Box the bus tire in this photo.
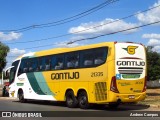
[78,91,89,109]
[18,90,26,103]
[65,91,78,108]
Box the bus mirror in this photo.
[4,66,14,78]
[5,70,9,77]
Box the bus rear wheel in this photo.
[66,91,78,108]
[78,91,89,109]
[18,90,26,103]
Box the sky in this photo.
[0,0,160,68]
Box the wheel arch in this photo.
[65,88,88,99]
[17,88,23,97]
[65,88,75,96]
[77,89,88,98]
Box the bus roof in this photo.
[13,41,143,62]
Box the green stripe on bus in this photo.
[26,72,45,95]
[16,83,24,86]
[34,72,55,95]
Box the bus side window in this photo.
[65,52,79,69]
[94,48,108,65]
[45,57,51,71]
[34,58,39,71]
[29,58,39,72]
[18,61,23,75]
[28,59,33,72]
[51,56,56,70]
[52,55,64,70]
[25,61,30,72]
[81,50,94,67]
[39,57,45,71]
[18,59,28,75]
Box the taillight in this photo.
[110,76,119,93]
[142,76,147,92]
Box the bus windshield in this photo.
[9,60,19,84]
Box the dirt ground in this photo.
[139,88,160,106]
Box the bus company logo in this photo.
[123,46,138,55]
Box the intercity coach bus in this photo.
[6,42,147,109]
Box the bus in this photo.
[6,42,147,109]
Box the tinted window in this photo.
[39,57,51,71]
[18,59,29,75]
[28,58,38,72]
[80,47,108,67]
[18,47,108,73]
[81,50,94,67]
[51,55,64,70]
[94,48,107,65]
[39,57,45,71]
[65,52,79,69]
[44,57,51,71]
[10,60,19,83]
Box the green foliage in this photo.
[147,46,160,81]
[0,42,10,73]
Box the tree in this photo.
[146,46,160,81]
[0,42,10,74]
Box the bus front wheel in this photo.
[18,90,26,103]
[65,91,78,108]
[78,91,89,109]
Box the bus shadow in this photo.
[13,100,66,108]
[89,104,150,111]
[13,100,150,111]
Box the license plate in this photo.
[128,95,135,99]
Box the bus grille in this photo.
[118,67,143,74]
[95,82,107,101]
